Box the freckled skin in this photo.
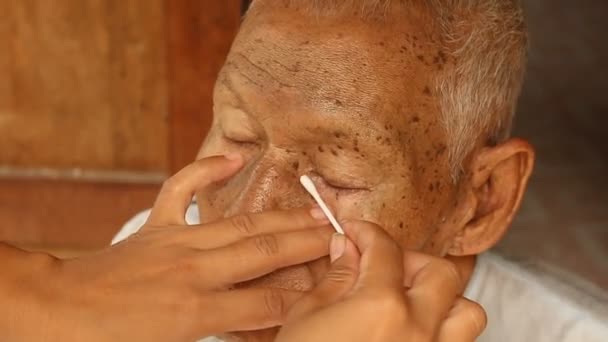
[193,4,496,342]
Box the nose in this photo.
[224,154,312,216]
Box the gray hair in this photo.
[252,0,528,178]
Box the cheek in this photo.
[326,187,440,251]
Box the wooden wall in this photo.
[0,0,169,173]
[0,0,241,252]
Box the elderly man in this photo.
[114,0,605,341]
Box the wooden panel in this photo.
[0,1,242,255]
[0,0,168,172]
[166,0,241,172]
[0,179,160,249]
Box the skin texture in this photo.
[196,4,535,342]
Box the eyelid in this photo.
[223,133,258,144]
[218,108,262,143]
[221,123,260,143]
[222,135,260,148]
[314,172,370,191]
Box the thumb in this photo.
[287,234,360,319]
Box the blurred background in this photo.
[0,0,606,295]
[0,1,241,254]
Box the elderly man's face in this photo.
[196,5,494,342]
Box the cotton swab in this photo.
[300,175,345,234]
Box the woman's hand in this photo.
[3,155,333,342]
[276,221,487,342]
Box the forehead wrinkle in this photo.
[233,50,391,137]
[225,48,388,133]
[234,52,298,90]
[218,72,253,115]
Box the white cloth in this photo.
[114,205,608,342]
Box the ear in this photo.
[447,138,535,256]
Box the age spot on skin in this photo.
[292,161,300,171]
[330,149,339,156]
[438,50,447,63]
[436,144,447,156]
[423,86,432,96]
[318,146,325,153]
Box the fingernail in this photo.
[310,207,327,220]
[330,233,346,263]
[225,153,242,162]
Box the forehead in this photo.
[227,7,436,111]
[216,8,445,160]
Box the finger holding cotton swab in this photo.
[300,175,345,235]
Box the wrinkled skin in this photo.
[196,3,534,342]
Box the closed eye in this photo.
[223,134,258,146]
[313,172,370,193]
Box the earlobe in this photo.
[447,138,535,256]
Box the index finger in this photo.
[178,207,330,250]
[147,154,244,227]
[342,220,404,290]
